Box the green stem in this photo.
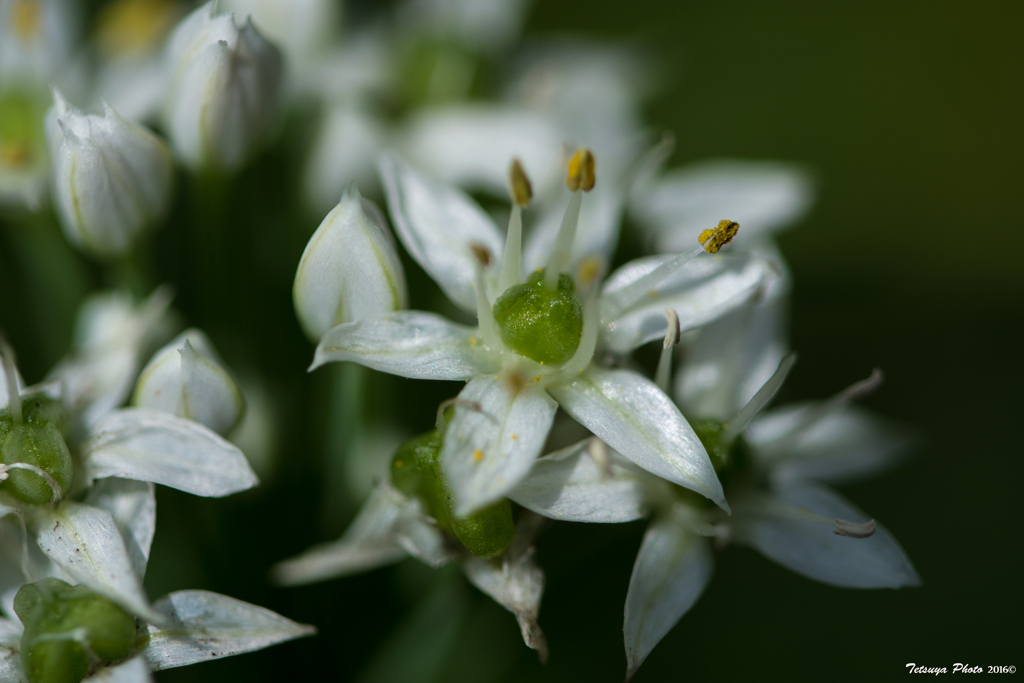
[321,362,367,531]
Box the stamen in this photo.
[742,493,876,538]
[699,220,740,254]
[544,148,594,290]
[469,242,503,351]
[600,246,704,323]
[0,463,63,505]
[0,334,23,423]
[499,159,532,293]
[556,294,599,377]
[587,437,613,479]
[654,308,680,393]
[834,518,877,538]
[722,353,797,442]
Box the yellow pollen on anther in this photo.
[509,158,533,206]
[566,148,596,192]
[698,219,740,254]
[577,255,603,288]
[473,449,484,462]
[12,0,41,40]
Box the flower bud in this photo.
[15,578,137,683]
[45,89,172,258]
[163,1,282,171]
[293,185,407,341]
[132,329,245,436]
[391,429,514,559]
[492,268,583,365]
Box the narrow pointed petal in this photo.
[509,440,654,523]
[462,548,547,660]
[86,657,153,682]
[624,518,713,680]
[379,153,504,312]
[746,404,915,484]
[81,408,258,497]
[394,505,454,568]
[600,253,772,354]
[143,590,315,670]
[548,368,727,511]
[732,481,920,588]
[311,311,498,379]
[84,478,156,581]
[442,375,557,516]
[632,160,813,252]
[33,503,162,623]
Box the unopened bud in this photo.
[133,329,245,435]
[163,2,282,171]
[509,158,532,206]
[45,90,172,258]
[293,186,407,341]
[566,148,595,192]
[698,219,740,254]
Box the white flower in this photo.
[163,1,282,171]
[0,87,50,210]
[219,0,340,69]
[46,89,173,258]
[0,0,78,87]
[310,152,773,516]
[293,185,407,342]
[132,328,246,436]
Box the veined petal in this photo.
[624,517,713,680]
[441,374,557,516]
[271,483,413,586]
[379,152,504,312]
[747,404,914,484]
[311,312,497,379]
[632,159,813,252]
[81,408,258,497]
[548,368,727,511]
[509,440,654,523]
[85,478,156,582]
[143,590,315,671]
[86,657,153,682]
[732,481,920,589]
[600,253,771,355]
[32,503,162,624]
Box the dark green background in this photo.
[1,1,1021,681]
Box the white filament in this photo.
[544,190,582,290]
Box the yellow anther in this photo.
[469,242,492,267]
[509,158,533,207]
[473,449,484,462]
[566,148,596,192]
[698,219,740,254]
[576,255,603,289]
[96,0,177,57]
[11,0,40,40]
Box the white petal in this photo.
[293,186,407,341]
[86,657,153,682]
[400,105,563,195]
[632,159,813,252]
[378,152,504,312]
[81,408,258,497]
[33,503,162,623]
[624,518,713,680]
[732,481,920,589]
[311,311,497,379]
[523,184,625,278]
[509,440,653,523]
[462,548,546,658]
[747,404,914,484]
[441,375,557,516]
[394,504,454,569]
[143,590,315,670]
[271,483,414,585]
[0,618,20,646]
[600,253,771,354]
[548,368,727,511]
[0,646,21,683]
[84,478,156,581]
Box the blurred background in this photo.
[1,0,1020,681]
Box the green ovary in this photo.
[391,430,515,558]
[0,395,74,505]
[15,579,137,683]
[492,269,583,365]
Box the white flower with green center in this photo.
[311,150,775,517]
[510,305,920,679]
